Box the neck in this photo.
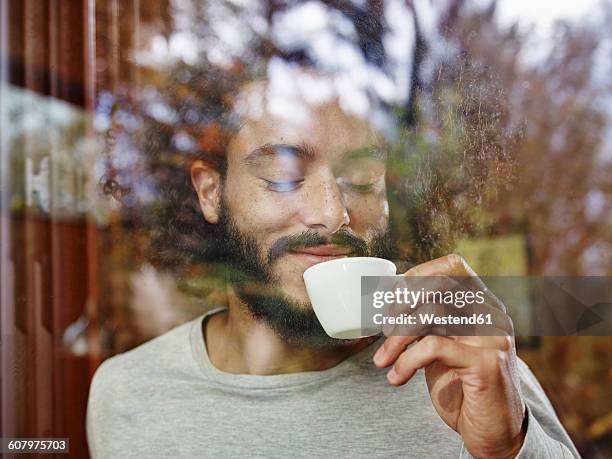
[205,286,373,375]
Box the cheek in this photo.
[346,192,389,234]
[224,174,297,240]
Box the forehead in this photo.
[227,76,384,164]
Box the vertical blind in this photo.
[0,1,141,456]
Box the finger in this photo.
[403,254,476,277]
[383,300,441,336]
[376,328,512,374]
[383,299,514,337]
[453,274,505,313]
[373,335,419,368]
[387,335,486,386]
[396,274,502,316]
[453,334,513,352]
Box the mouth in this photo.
[290,245,352,268]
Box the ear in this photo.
[190,160,223,224]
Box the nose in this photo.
[301,171,350,233]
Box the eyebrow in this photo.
[341,146,388,162]
[243,143,316,166]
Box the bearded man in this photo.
[86,69,578,458]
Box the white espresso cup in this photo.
[303,257,397,339]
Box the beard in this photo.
[206,198,398,347]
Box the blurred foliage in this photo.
[520,336,612,456]
[408,4,612,456]
[456,235,528,276]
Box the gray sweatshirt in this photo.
[86,308,580,458]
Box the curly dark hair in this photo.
[100,65,252,277]
[100,5,516,287]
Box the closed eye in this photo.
[337,177,376,194]
[346,183,374,193]
[261,179,304,192]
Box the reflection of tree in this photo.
[97,1,612,454]
[99,0,419,297]
[99,3,612,294]
[103,0,612,275]
[408,5,612,454]
[5,86,92,219]
[394,2,611,276]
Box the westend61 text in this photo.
[372,312,494,326]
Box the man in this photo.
[87,69,579,458]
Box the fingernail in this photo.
[387,367,397,382]
[373,346,385,366]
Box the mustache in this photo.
[267,229,368,264]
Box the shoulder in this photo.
[88,316,203,405]
[86,317,205,455]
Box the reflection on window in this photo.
[0,1,610,457]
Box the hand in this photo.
[373,254,527,458]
